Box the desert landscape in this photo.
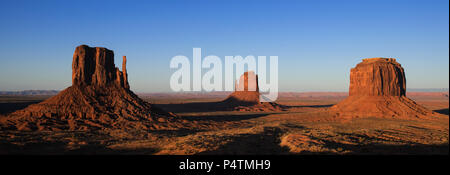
[0,91,447,155]
[0,46,447,155]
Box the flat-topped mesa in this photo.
[349,57,406,96]
[72,45,129,89]
[362,57,397,63]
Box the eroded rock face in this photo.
[225,71,260,105]
[235,71,259,92]
[330,58,434,119]
[72,45,129,89]
[349,58,406,96]
[222,71,283,111]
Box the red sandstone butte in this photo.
[330,58,437,119]
[0,45,185,131]
[349,58,406,96]
[222,71,283,111]
[224,71,260,105]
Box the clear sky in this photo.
[0,0,448,92]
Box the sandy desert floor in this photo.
[0,92,448,155]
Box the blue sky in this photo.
[0,0,448,92]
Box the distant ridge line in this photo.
[0,90,60,95]
[406,88,449,92]
[0,88,447,96]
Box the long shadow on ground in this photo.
[305,133,449,155]
[0,141,158,155]
[197,127,290,155]
[0,101,43,115]
[287,104,334,108]
[0,131,158,155]
[316,140,449,155]
[434,108,449,115]
[156,102,328,113]
[182,113,274,122]
[155,102,235,113]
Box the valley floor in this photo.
[0,92,448,155]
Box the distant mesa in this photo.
[0,45,185,131]
[329,58,438,119]
[222,71,284,111]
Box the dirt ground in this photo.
[0,92,448,155]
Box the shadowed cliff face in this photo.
[349,58,406,96]
[72,45,129,89]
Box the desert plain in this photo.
[0,91,447,155]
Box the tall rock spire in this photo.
[122,56,129,89]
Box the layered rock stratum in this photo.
[0,45,185,131]
[222,71,283,111]
[330,58,436,119]
[349,58,406,96]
